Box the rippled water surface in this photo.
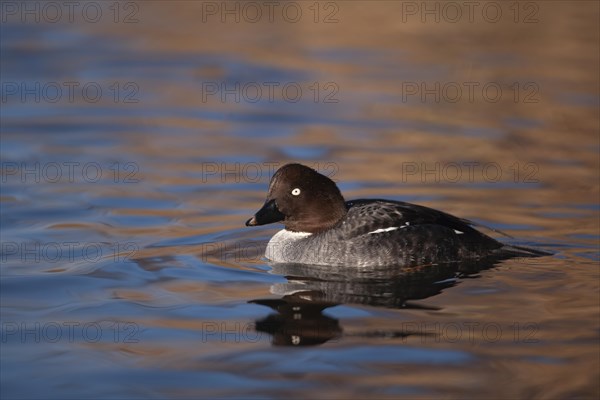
[1,1,599,399]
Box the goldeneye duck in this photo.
[245,163,549,267]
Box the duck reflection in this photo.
[251,291,341,346]
[251,258,499,346]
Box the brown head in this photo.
[246,163,347,233]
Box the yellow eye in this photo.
[291,188,301,196]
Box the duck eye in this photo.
[291,188,301,196]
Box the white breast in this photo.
[266,229,312,262]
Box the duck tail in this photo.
[494,244,553,258]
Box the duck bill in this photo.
[246,199,285,226]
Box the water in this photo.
[1,2,599,399]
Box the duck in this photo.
[245,163,549,267]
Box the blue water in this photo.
[1,2,599,399]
